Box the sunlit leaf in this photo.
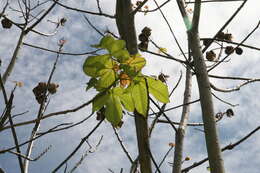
[83,54,110,77]
[105,90,123,126]
[124,54,146,73]
[97,68,116,89]
[112,49,130,62]
[86,78,98,91]
[92,92,109,112]
[131,79,148,116]
[146,76,169,103]
[116,87,135,112]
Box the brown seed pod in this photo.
[224,33,233,41]
[1,18,12,29]
[138,41,148,51]
[225,46,234,55]
[216,32,225,40]
[60,17,67,26]
[138,33,149,42]
[226,109,234,117]
[141,27,151,37]
[235,47,243,55]
[206,50,216,61]
[158,73,169,83]
[48,83,59,94]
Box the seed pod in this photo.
[48,83,59,94]
[206,50,216,61]
[225,46,234,55]
[224,33,233,41]
[141,27,151,37]
[235,47,243,55]
[138,41,148,51]
[1,18,12,29]
[138,33,148,42]
[158,73,169,83]
[185,157,191,161]
[216,32,225,40]
[60,17,67,26]
[226,109,234,117]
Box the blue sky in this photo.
[0,0,260,172]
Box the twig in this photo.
[23,42,101,56]
[52,119,104,172]
[182,126,260,172]
[113,127,134,163]
[202,0,248,53]
[53,0,115,19]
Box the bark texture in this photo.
[116,1,152,172]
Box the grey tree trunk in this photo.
[187,1,226,173]
[172,65,192,173]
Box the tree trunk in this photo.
[115,0,152,172]
[172,65,192,173]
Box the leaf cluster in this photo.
[83,36,170,127]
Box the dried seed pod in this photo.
[138,33,148,42]
[138,41,148,51]
[203,39,211,47]
[1,18,12,29]
[235,47,243,55]
[225,46,234,55]
[215,112,223,120]
[158,73,169,83]
[185,157,191,161]
[206,50,216,61]
[60,17,67,26]
[48,83,59,94]
[226,109,234,117]
[141,27,151,37]
[216,32,225,40]
[224,33,233,41]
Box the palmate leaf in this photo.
[125,54,146,72]
[131,79,148,116]
[86,78,98,91]
[112,49,130,63]
[113,87,135,112]
[97,68,116,89]
[105,89,123,126]
[146,76,170,103]
[95,35,126,55]
[92,92,109,112]
[83,54,110,77]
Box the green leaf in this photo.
[83,54,110,77]
[113,87,135,112]
[112,49,130,62]
[97,68,116,89]
[100,35,115,49]
[92,92,109,112]
[131,79,148,116]
[146,77,170,103]
[109,40,126,54]
[105,91,123,126]
[125,54,146,72]
[86,78,98,91]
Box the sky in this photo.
[0,0,260,173]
